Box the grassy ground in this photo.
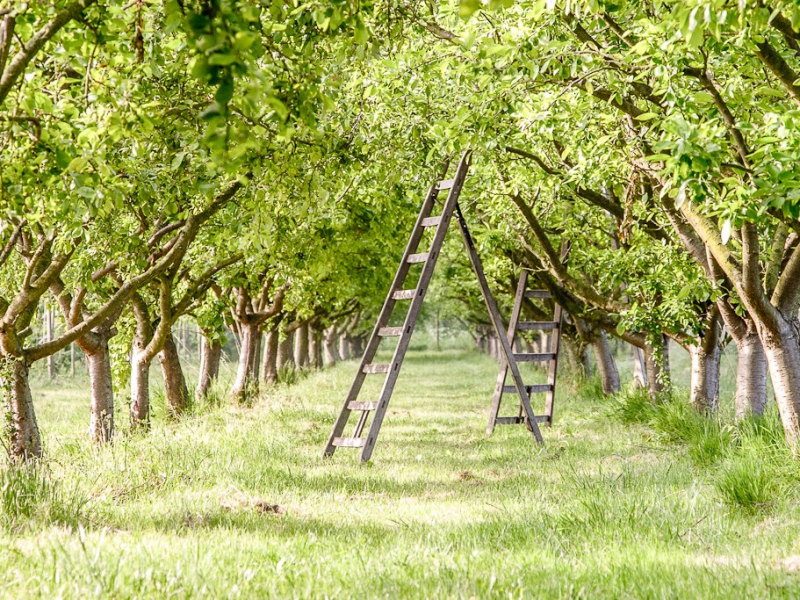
[2,344,800,598]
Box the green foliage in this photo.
[715,455,776,513]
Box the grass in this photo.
[2,344,800,598]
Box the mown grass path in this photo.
[2,349,800,598]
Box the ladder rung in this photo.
[516,321,557,331]
[502,384,553,394]
[421,216,442,227]
[392,289,415,300]
[524,290,551,299]
[437,178,455,190]
[332,437,366,448]
[347,401,379,411]
[378,327,403,337]
[363,364,391,374]
[407,252,429,263]
[496,415,551,425]
[513,353,556,362]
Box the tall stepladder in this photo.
[323,151,547,462]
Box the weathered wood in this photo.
[524,289,552,299]
[496,415,550,425]
[392,289,415,300]
[454,204,544,444]
[513,353,556,362]
[517,321,557,331]
[332,437,366,448]
[347,401,379,411]
[437,178,455,190]
[421,216,441,227]
[378,327,404,337]
[407,252,429,264]
[363,364,391,374]
[502,384,552,394]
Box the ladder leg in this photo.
[455,204,543,444]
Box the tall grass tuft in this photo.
[715,454,776,512]
[609,387,657,424]
[0,464,88,530]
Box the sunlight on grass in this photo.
[0,348,798,598]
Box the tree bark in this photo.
[323,325,340,367]
[688,310,723,413]
[130,350,151,428]
[86,338,114,442]
[734,331,768,418]
[262,327,279,385]
[352,334,365,358]
[158,332,189,417]
[278,333,295,371]
[632,345,647,389]
[309,325,322,369]
[231,322,260,402]
[590,331,620,395]
[3,358,41,459]
[196,334,222,402]
[759,318,800,445]
[295,322,310,368]
[644,335,671,400]
[339,333,351,360]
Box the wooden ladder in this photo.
[487,269,564,434]
[324,151,545,461]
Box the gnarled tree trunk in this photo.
[130,346,152,428]
[309,325,322,369]
[86,338,114,442]
[262,327,279,385]
[196,334,222,402]
[231,322,260,403]
[278,333,295,371]
[759,317,800,446]
[632,345,647,389]
[688,309,723,413]
[159,332,189,417]
[323,325,340,367]
[644,335,671,400]
[339,333,351,360]
[3,358,41,459]
[590,331,620,395]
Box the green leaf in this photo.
[634,112,659,121]
[459,0,481,18]
[215,78,234,105]
[65,157,89,173]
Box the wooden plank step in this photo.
[378,327,403,337]
[392,289,415,300]
[421,216,442,227]
[516,321,557,331]
[513,353,556,362]
[437,178,455,190]
[524,289,551,299]
[407,252,429,263]
[363,364,391,374]
[347,401,379,411]
[496,415,551,425]
[502,384,553,394]
[332,437,366,448]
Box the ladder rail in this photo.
[544,304,563,425]
[359,152,472,461]
[323,181,440,457]
[487,271,528,434]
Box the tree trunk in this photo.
[632,345,647,389]
[86,340,114,442]
[352,334,365,358]
[644,335,671,400]
[759,318,800,446]
[339,334,351,360]
[591,331,620,395]
[323,326,340,367]
[3,358,41,459]
[231,322,260,402]
[734,331,768,418]
[564,338,590,377]
[295,322,310,368]
[278,333,295,371]
[130,351,151,429]
[688,310,723,413]
[158,332,189,417]
[309,325,322,369]
[262,327,279,385]
[196,335,222,402]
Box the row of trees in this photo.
[5,0,800,459]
